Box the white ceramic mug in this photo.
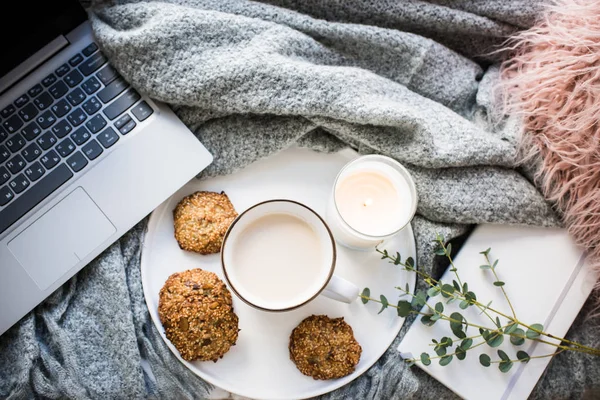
[221,200,359,312]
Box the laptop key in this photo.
[82,97,101,115]
[97,127,119,148]
[0,166,9,186]
[0,186,14,206]
[22,143,42,162]
[6,154,26,174]
[1,104,15,118]
[37,132,57,150]
[0,164,73,234]
[103,89,140,120]
[24,162,45,182]
[67,108,87,126]
[0,127,7,143]
[69,53,84,67]
[14,94,29,108]
[119,119,136,135]
[18,103,38,122]
[37,111,57,129]
[55,63,70,77]
[6,133,25,153]
[67,151,88,172]
[22,122,42,140]
[28,84,44,98]
[64,70,84,87]
[82,139,103,160]
[52,120,72,138]
[42,74,57,87]
[34,92,53,110]
[9,174,29,194]
[85,114,107,134]
[97,77,128,103]
[114,114,131,130]
[79,52,107,76]
[66,88,86,106]
[96,65,118,85]
[0,145,9,163]
[131,101,154,122]
[49,81,69,99]
[82,43,99,57]
[40,150,60,170]
[51,99,71,118]
[71,127,91,145]
[3,114,24,133]
[56,138,76,157]
[82,77,101,95]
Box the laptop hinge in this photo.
[0,35,69,95]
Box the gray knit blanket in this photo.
[2,1,599,399]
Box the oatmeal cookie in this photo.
[158,269,239,362]
[289,315,362,380]
[173,191,238,254]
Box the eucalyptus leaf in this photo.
[504,323,518,334]
[479,354,491,367]
[493,259,499,268]
[497,350,510,361]
[441,284,455,298]
[517,351,531,362]
[361,288,370,304]
[480,248,491,256]
[460,338,473,350]
[526,323,544,339]
[421,314,436,326]
[446,243,452,255]
[420,352,431,366]
[462,282,469,294]
[435,302,444,313]
[397,300,412,317]
[435,248,446,256]
[495,317,502,329]
[452,280,461,292]
[411,290,428,308]
[456,347,466,361]
[459,300,469,310]
[510,329,526,346]
[435,346,447,356]
[480,264,491,270]
[479,300,493,315]
[494,281,505,287]
[431,314,441,321]
[499,360,513,373]
[436,233,444,242]
[378,295,389,314]
[405,257,415,268]
[439,355,453,366]
[427,286,441,297]
[486,333,504,348]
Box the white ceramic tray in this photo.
[141,147,416,399]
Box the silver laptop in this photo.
[0,1,213,335]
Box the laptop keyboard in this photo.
[0,42,155,234]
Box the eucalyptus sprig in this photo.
[360,234,600,373]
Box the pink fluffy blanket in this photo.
[500,0,600,277]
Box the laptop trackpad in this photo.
[8,187,116,290]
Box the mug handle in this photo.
[321,275,359,303]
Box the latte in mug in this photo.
[221,200,359,312]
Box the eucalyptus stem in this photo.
[483,252,517,319]
[378,247,598,354]
[422,340,488,362]
[490,349,565,364]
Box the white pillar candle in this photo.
[326,155,417,250]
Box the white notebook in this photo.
[398,225,597,400]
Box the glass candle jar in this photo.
[325,155,417,250]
